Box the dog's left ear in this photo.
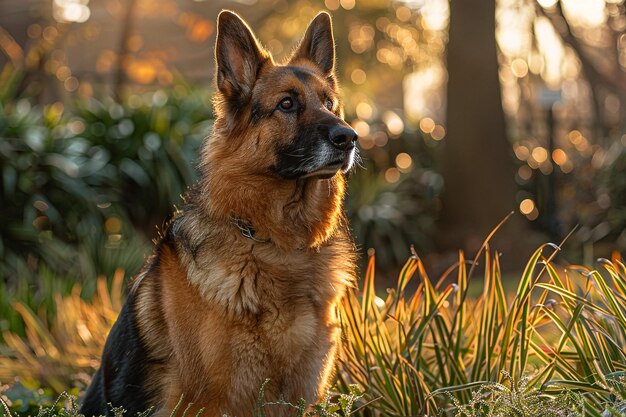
[289,12,335,76]
[215,10,270,99]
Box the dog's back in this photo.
[80,292,155,417]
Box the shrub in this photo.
[0,90,212,283]
[0,89,211,336]
[450,372,584,417]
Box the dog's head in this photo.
[211,10,357,181]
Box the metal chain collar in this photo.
[229,215,271,243]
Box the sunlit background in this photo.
[0,0,625,288]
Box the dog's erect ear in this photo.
[289,12,335,76]
[215,10,269,98]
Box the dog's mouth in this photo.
[302,161,344,179]
[301,152,355,180]
[273,139,357,180]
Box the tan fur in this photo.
[123,10,357,417]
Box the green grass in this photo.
[2,379,624,417]
[0,385,365,417]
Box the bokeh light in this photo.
[395,153,412,171]
[53,0,91,23]
[552,149,568,166]
[382,111,404,136]
[385,167,401,183]
[352,120,370,137]
[356,102,373,120]
[532,147,549,164]
[520,198,534,215]
[431,125,445,141]
[419,117,436,134]
[350,69,367,85]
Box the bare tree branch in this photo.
[536,0,626,95]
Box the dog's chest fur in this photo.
[133,212,353,416]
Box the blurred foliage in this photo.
[598,145,626,246]
[0,99,143,279]
[520,138,626,260]
[344,123,442,270]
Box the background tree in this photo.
[438,0,525,256]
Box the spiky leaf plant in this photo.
[338,227,626,416]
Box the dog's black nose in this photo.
[329,125,358,150]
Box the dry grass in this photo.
[0,270,123,393]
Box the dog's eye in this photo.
[325,98,334,111]
[278,97,294,111]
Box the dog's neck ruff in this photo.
[229,215,271,243]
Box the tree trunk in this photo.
[438,0,524,256]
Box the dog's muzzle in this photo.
[273,123,359,180]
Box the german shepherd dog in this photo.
[80,10,358,417]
